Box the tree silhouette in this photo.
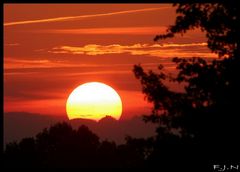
[133,2,240,168]
[4,122,100,168]
[3,122,148,169]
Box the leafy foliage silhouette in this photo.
[133,2,240,168]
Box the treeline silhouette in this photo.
[3,122,150,169]
[3,121,201,170]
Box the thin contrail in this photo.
[4,7,170,27]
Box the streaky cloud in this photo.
[49,43,217,58]
[4,7,170,26]
[35,26,167,35]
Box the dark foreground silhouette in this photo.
[4,122,147,169]
[3,121,239,170]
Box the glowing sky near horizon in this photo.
[4,4,217,119]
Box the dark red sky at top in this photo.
[4,4,217,120]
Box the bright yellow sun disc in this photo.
[66,82,122,121]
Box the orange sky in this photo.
[4,4,217,120]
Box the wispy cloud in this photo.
[4,57,166,71]
[35,26,167,35]
[4,58,68,69]
[49,43,217,58]
[4,7,169,26]
[5,43,20,46]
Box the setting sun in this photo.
[66,82,122,121]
